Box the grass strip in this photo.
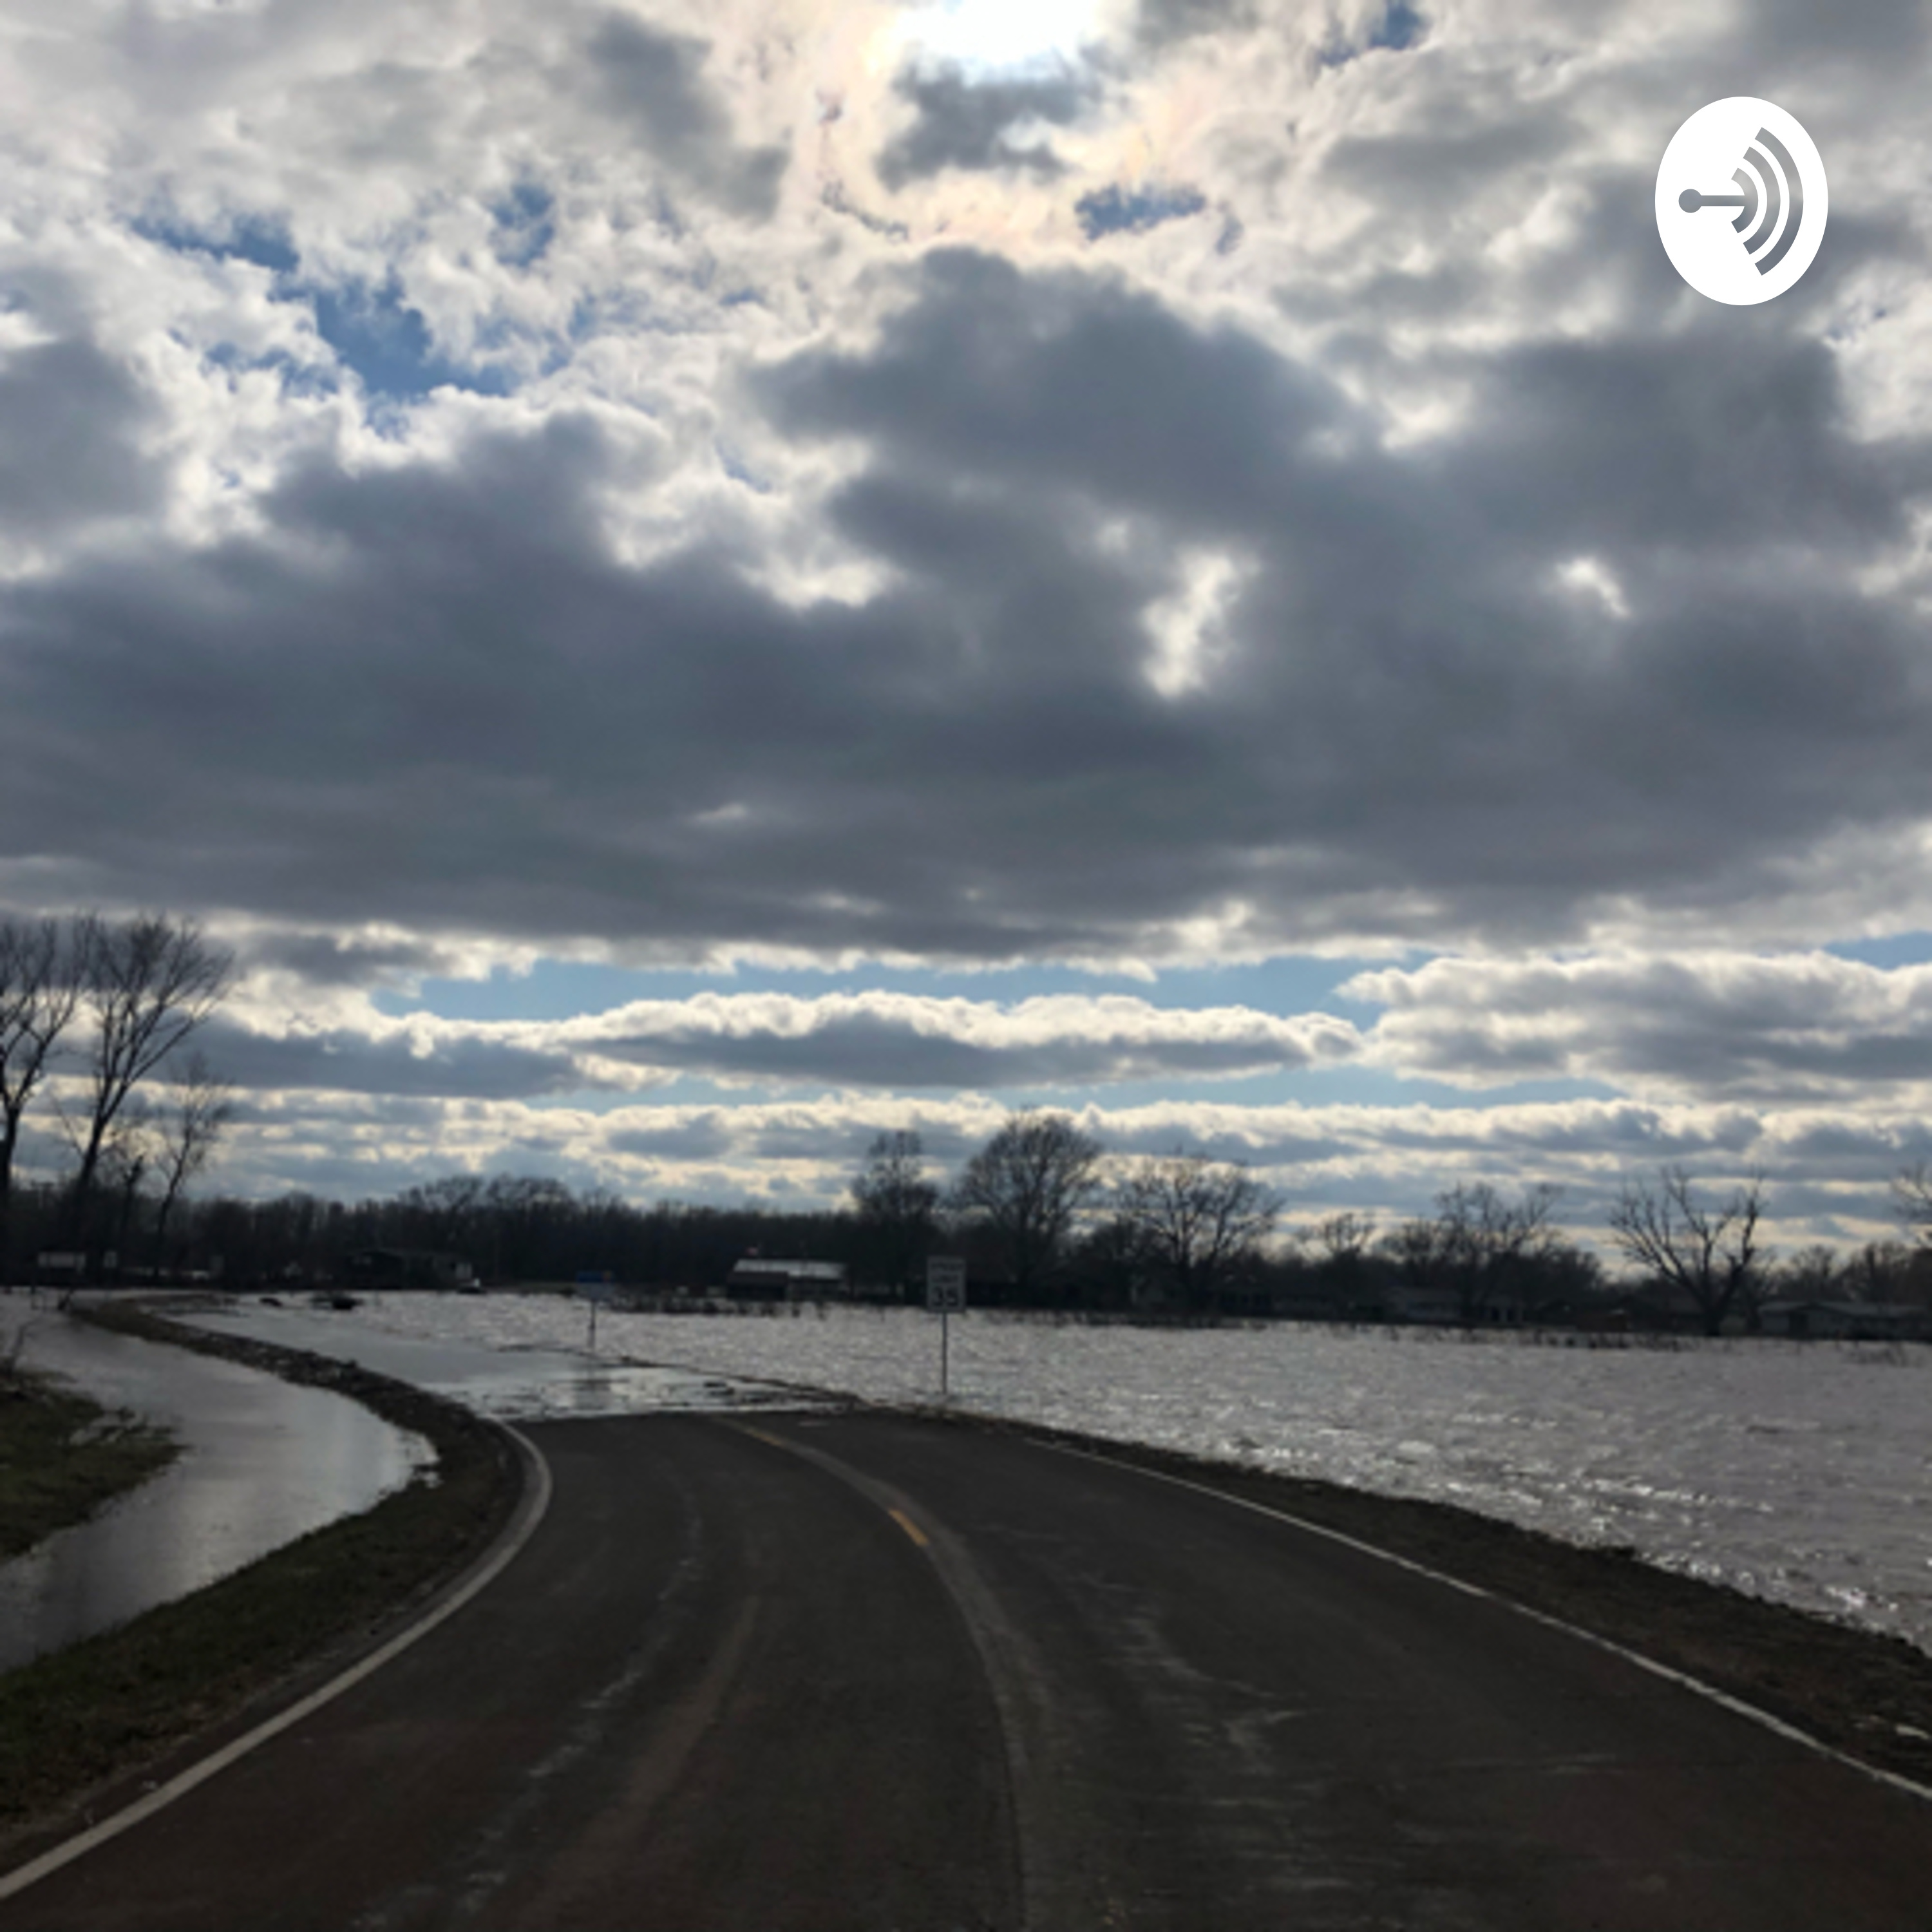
[0,1302,520,1850]
[0,1371,176,1561]
[947,1408,1932,1793]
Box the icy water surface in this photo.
[0,1299,429,1669]
[339,1294,1932,1653]
[185,1302,840,1419]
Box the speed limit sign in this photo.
[925,1255,967,1311]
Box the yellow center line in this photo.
[887,1506,931,1549]
[733,1421,933,1554]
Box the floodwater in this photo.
[0,1298,430,1671]
[345,1293,1932,1656]
[185,1301,840,1419]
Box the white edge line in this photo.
[1039,1438,1932,1808]
[0,1423,554,1904]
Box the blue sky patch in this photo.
[371,952,1405,1023]
[1825,931,1932,969]
[1320,1,1427,66]
[136,212,299,274]
[1076,182,1207,240]
[491,182,556,268]
[307,283,515,402]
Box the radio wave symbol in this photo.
[1676,128,1804,276]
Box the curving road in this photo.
[3,1410,1927,1930]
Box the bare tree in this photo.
[951,1111,1104,1301]
[1607,1166,1765,1336]
[1775,1243,1840,1303]
[1116,1150,1280,1311]
[151,1053,235,1274]
[1891,1160,1932,1241]
[1311,1211,1378,1267]
[0,916,86,1280]
[1434,1182,1563,1323]
[1308,1210,1379,1315]
[67,915,234,1256]
[850,1130,939,1298]
[100,1107,155,1279]
[1383,1184,1562,1323]
[1842,1238,1927,1309]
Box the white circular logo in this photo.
[1654,98,1828,305]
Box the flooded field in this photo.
[328,1293,1932,1655]
[185,1302,842,1418]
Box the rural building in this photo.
[726,1257,848,1300]
[343,1247,476,1291]
[1757,1300,1931,1341]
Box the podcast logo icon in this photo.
[1655,99,1827,304]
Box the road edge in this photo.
[0,1424,553,1906]
[1034,1434,1932,1808]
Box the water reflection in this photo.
[0,1300,428,1671]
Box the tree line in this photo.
[8,932,1932,1329]
[41,1099,1926,1329]
[0,913,235,1285]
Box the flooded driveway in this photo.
[0,1298,430,1672]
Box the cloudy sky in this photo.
[3,0,1930,1244]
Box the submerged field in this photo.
[346,1294,1932,1655]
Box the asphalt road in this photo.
[4,1410,1927,1931]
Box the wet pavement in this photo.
[0,1297,430,1672]
[183,1300,845,1420]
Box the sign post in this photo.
[925,1255,967,1399]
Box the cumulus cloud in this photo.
[875,64,1095,189]
[195,1016,591,1103]
[1350,952,1932,1103]
[586,14,788,218]
[1,0,1929,1211]
[0,3,1926,965]
[0,332,162,540]
[205,988,1358,1099]
[198,1080,1932,1248]
[566,989,1361,1086]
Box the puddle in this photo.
[0,1298,430,1671]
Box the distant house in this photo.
[726,1258,848,1300]
[344,1247,475,1291]
[1758,1300,1931,1341]
[1587,1285,1712,1333]
[1385,1282,1462,1325]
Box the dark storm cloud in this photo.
[586,14,786,217]
[0,334,160,535]
[875,66,1092,189]
[2,234,1929,964]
